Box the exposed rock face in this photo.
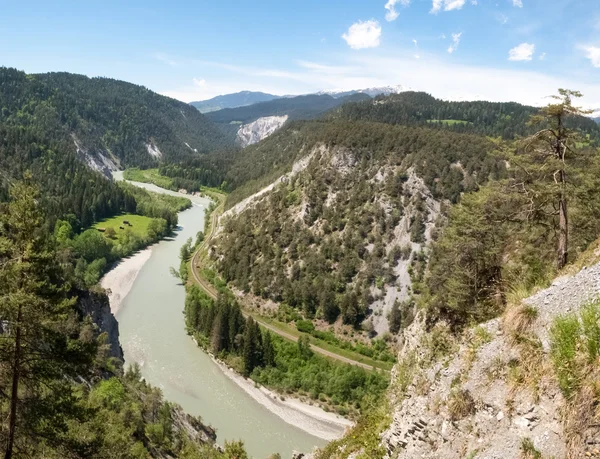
[77,290,123,360]
[146,141,163,158]
[72,134,120,178]
[236,115,288,147]
[369,170,441,335]
[380,260,600,458]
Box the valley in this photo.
[102,173,337,457]
[1,52,600,458]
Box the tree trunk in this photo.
[5,306,22,459]
[557,195,568,270]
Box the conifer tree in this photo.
[0,178,95,458]
[525,89,592,269]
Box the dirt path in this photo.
[189,198,381,372]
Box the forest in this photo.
[0,67,232,169]
[330,91,600,140]
[184,287,389,416]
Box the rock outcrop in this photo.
[236,115,288,147]
[379,258,600,458]
[77,290,123,360]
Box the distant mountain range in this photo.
[205,93,371,146]
[316,84,406,99]
[191,91,281,113]
[594,117,600,124]
[191,85,405,114]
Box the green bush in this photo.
[296,319,315,333]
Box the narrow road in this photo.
[189,197,382,372]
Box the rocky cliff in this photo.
[378,245,600,459]
[77,290,123,360]
[236,115,289,147]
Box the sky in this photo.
[1,0,599,111]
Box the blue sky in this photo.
[1,0,599,110]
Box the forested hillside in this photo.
[191,90,280,113]
[0,67,232,171]
[210,121,506,336]
[207,93,371,126]
[223,119,505,209]
[0,67,235,230]
[330,91,600,140]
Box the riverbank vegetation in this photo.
[53,184,190,288]
[185,286,389,417]
[0,178,248,458]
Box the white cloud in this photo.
[583,46,600,68]
[192,78,206,87]
[512,0,523,7]
[385,0,410,22]
[413,39,418,46]
[159,53,600,113]
[539,52,546,60]
[508,42,535,61]
[431,0,466,13]
[448,32,462,53]
[342,20,382,50]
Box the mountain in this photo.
[0,67,234,228]
[190,90,280,113]
[329,91,600,140]
[206,93,371,146]
[212,119,506,334]
[317,84,406,99]
[207,93,371,125]
[0,68,232,173]
[594,116,600,124]
[207,90,600,458]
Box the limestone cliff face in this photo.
[77,290,123,360]
[236,115,288,147]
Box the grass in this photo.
[427,119,473,126]
[520,437,542,459]
[550,314,582,398]
[550,299,600,398]
[93,214,153,241]
[315,400,391,459]
[447,388,476,421]
[123,168,174,189]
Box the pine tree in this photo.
[262,331,276,367]
[242,318,263,376]
[0,178,96,458]
[525,89,592,269]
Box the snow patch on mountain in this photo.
[318,84,407,99]
[236,115,289,147]
[146,142,162,158]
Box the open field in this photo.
[93,213,153,241]
[123,168,174,189]
[427,119,472,125]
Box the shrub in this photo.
[447,389,476,421]
[295,319,315,333]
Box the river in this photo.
[109,172,325,458]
